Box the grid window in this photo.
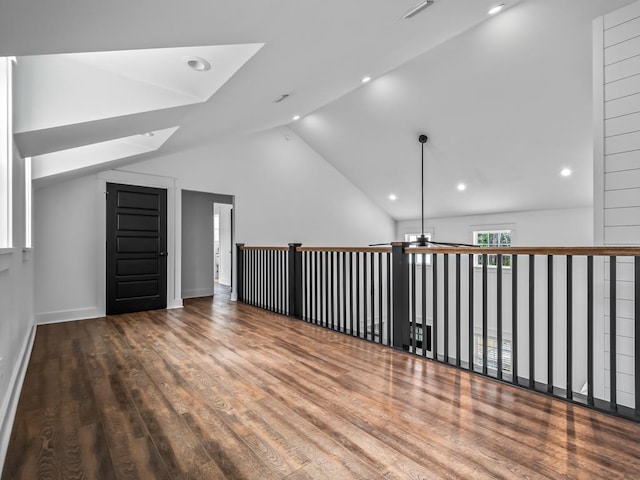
[474,335,512,373]
[473,230,511,268]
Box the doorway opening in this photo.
[181,190,233,300]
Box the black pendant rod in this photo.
[418,134,428,247]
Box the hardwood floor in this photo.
[3,296,640,479]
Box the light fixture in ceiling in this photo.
[457,183,466,191]
[402,0,435,19]
[488,4,505,15]
[186,56,211,72]
[292,115,301,121]
[274,94,290,103]
[561,168,572,177]
[362,76,372,84]
[142,132,155,137]
[389,194,398,201]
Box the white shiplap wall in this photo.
[596,0,640,408]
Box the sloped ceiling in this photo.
[1,0,637,217]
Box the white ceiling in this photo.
[1,0,638,218]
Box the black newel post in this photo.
[392,242,411,350]
[288,243,303,318]
[236,243,245,302]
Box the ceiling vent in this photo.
[402,0,435,19]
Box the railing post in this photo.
[288,243,303,318]
[392,242,411,350]
[236,243,245,302]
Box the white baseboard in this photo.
[0,323,36,473]
[182,288,214,299]
[36,307,104,325]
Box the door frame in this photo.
[98,170,182,315]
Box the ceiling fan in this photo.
[371,134,473,247]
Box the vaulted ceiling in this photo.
[1,0,637,219]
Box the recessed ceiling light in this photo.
[389,194,397,201]
[362,76,372,84]
[488,4,505,15]
[292,115,301,121]
[186,56,211,72]
[457,183,466,191]
[402,0,435,19]
[561,168,572,177]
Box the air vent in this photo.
[273,94,290,103]
[402,0,435,19]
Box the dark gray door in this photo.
[106,183,167,315]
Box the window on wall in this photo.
[473,230,511,268]
[405,233,432,265]
[474,335,512,373]
[0,57,13,248]
[25,157,32,248]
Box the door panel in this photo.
[107,183,167,314]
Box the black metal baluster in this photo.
[610,256,617,410]
[422,253,427,358]
[444,254,449,364]
[356,252,361,338]
[411,254,417,354]
[387,252,392,347]
[371,252,375,342]
[322,251,327,327]
[469,254,474,371]
[364,253,368,340]
[456,254,461,367]
[482,254,488,376]
[547,255,553,394]
[512,255,518,385]
[304,252,309,320]
[635,256,640,419]
[350,252,355,336]
[378,252,383,344]
[433,254,438,361]
[566,255,573,400]
[587,255,594,406]
[529,254,535,389]
[497,254,503,380]
[315,251,319,325]
[343,252,347,333]
[330,251,335,330]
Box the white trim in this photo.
[97,170,183,313]
[36,307,103,324]
[0,323,35,473]
[182,288,214,299]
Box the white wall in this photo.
[0,141,34,471]
[33,128,395,320]
[128,128,395,246]
[594,0,640,409]
[34,174,102,322]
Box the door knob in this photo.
[159,252,167,257]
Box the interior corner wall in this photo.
[1,141,35,472]
[594,0,640,408]
[33,174,103,323]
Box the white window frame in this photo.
[474,334,512,373]
[473,229,511,268]
[405,233,432,265]
[0,57,13,248]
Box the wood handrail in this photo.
[404,245,640,256]
[239,244,640,256]
[296,246,392,253]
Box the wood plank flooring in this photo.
[4,294,640,479]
